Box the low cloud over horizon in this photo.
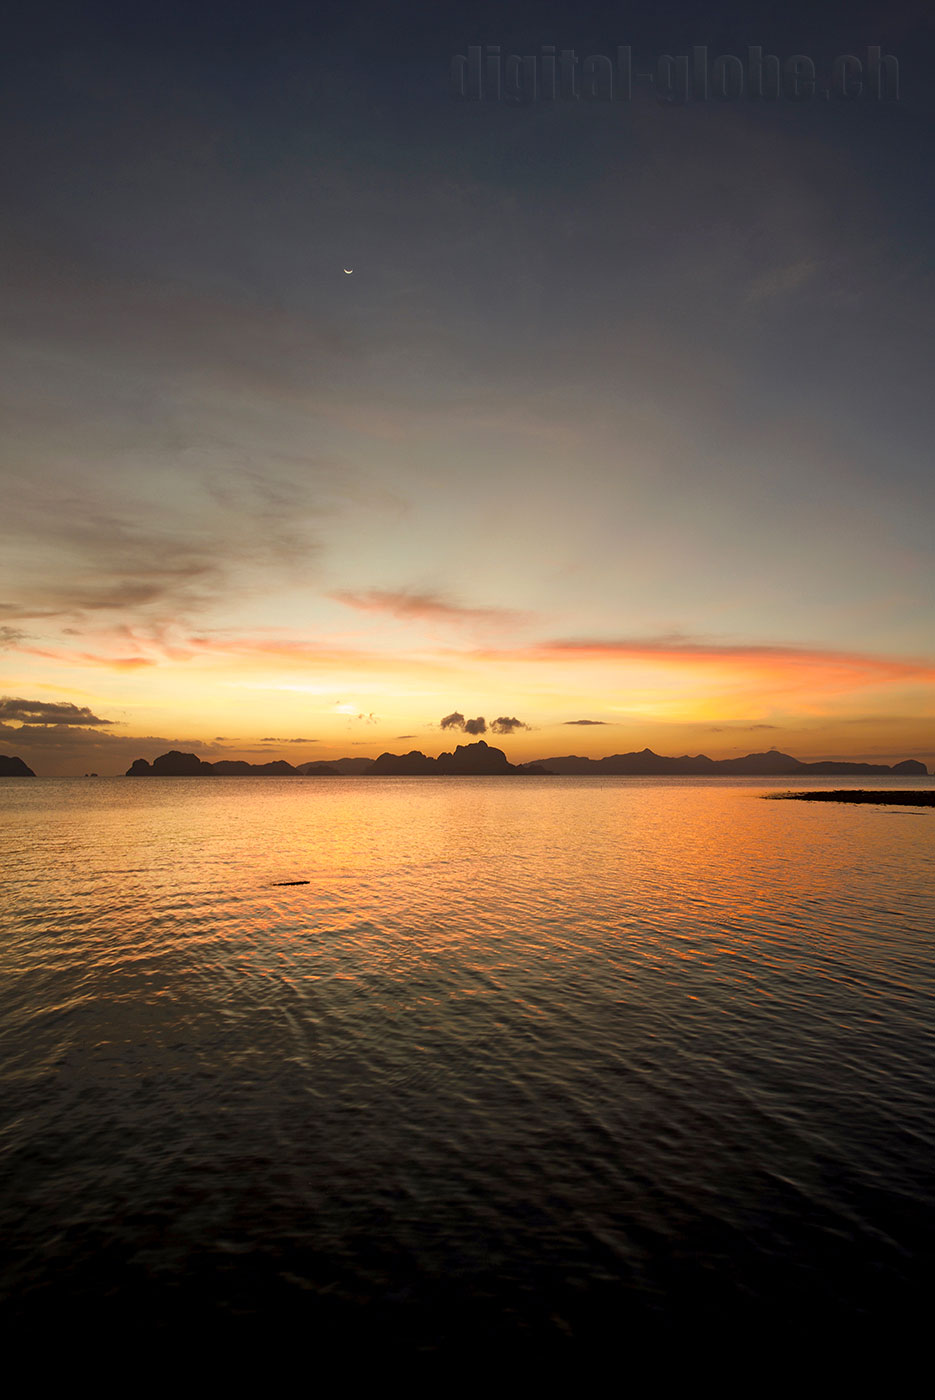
[259,737,318,744]
[0,697,115,727]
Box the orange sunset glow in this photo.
[4,606,933,772]
[3,0,935,1369]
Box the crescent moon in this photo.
[344,268,353,274]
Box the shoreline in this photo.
[770,790,935,807]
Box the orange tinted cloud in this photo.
[22,647,157,670]
[331,589,531,630]
[473,635,935,694]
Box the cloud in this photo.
[0,723,215,751]
[331,589,529,630]
[0,626,27,648]
[24,648,157,670]
[0,444,339,638]
[3,516,227,623]
[440,711,487,734]
[563,719,608,725]
[490,716,529,734]
[707,722,779,733]
[0,724,224,775]
[28,624,459,678]
[535,634,932,670]
[0,696,114,726]
[471,635,935,697]
[837,715,931,726]
[259,736,317,743]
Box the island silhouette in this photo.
[0,755,36,777]
[771,790,935,806]
[1,742,928,779]
[117,740,928,778]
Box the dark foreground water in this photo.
[1,775,934,1362]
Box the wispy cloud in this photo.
[0,443,346,637]
[23,648,158,670]
[3,498,227,623]
[474,635,935,694]
[259,737,318,744]
[706,723,780,733]
[331,589,530,630]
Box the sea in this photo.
[1,774,933,1366]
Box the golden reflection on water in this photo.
[3,775,932,979]
[1,774,933,1350]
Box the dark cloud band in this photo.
[0,696,114,726]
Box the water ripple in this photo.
[1,775,934,1356]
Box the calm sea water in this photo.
[1,775,933,1361]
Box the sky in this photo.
[2,0,933,775]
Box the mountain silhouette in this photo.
[127,752,215,776]
[370,741,551,774]
[297,758,374,775]
[124,742,929,778]
[437,740,513,774]
[368,749,439,775]
[535,747,928,777]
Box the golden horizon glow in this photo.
[4,612,933,774]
